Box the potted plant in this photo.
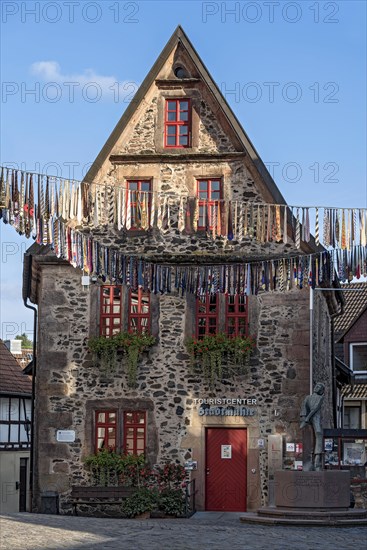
[88,331,155,386]
[121,487,157,518]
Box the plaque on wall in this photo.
[56,430,75,442]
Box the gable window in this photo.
[127,180,151,229]
[95,410,146,455]
[197,179,222,229]
[226,295,248,337]
[165,99,190,147]
[196,293,218,339]
[350,343,367,373]
[128,288,150,333]
[100,286,122,337]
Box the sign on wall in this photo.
[56,430,75,442]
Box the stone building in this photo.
[23,27,340,514]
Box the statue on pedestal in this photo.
[300,382,325,471]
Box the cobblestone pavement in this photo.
[0,512,366,550]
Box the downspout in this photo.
[330,294,344,428]
[23,254,37,512]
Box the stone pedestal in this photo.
[240,470,367,525]
[274,470,350,509]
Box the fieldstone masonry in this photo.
[30,256,333,513]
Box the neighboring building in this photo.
[4,340,33,370]
[23,27,340,514]
[334,282,367,430]
[0,341,32,513]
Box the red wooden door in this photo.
[205,428,247,511]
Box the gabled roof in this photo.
[82,26,318,254]
[0,341,32,396]
[334,282,367,342]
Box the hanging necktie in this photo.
[238,203,244,241]
[275,205,281,242]
[18,172,25,235]
[335,209,340,247]
[244,205,248,237]
[185,197,192,234]
[126,190,132,230]
[360,209,366,247]
[323,208,330,247]
[213,199,220,237]
[283,205,288,244]
[141,191,148,230]
[212,199,217,240]
[0,168,5,214]
[227,201,233,240]
[178,196,184,233]
[266,205,271,242]
[295,208,301,249]
[76,184,82,224]
[233,201,238,240]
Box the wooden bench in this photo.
[71,486,136,515]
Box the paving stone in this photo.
[0,513,366,550]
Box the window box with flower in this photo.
[88,331,156,386]
[186,333,256,387]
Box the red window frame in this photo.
[128,288,151,333]
[196,293,218,339]
[126,180,151,230]
[100,286,122,337]
[164,99,191,148]
[197,179,222,229]
[226,294,248,338]
[95,410,117,452]
[123,411,146,455]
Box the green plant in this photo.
[121,487,157,518]
[158,488,185,517]
[88,331,155,385]
[84,450,146,487]
[186,333,256,387]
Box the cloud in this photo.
[29,61,138,101]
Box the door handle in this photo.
[206,468,210,475]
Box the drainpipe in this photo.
[23,254,37,512]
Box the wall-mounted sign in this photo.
[324,439,333,452]
[257,438,265,449]
[221,445,232,459]
[193,398,257,406]
[198,406,255,417]
[56,430,75,442]
[184,460,198,471]
[286,443,295,452]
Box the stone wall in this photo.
[31,256,330,513]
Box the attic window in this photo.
[174,66,187,79]
[165,99,191,148]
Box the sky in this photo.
[0,0,366,341]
